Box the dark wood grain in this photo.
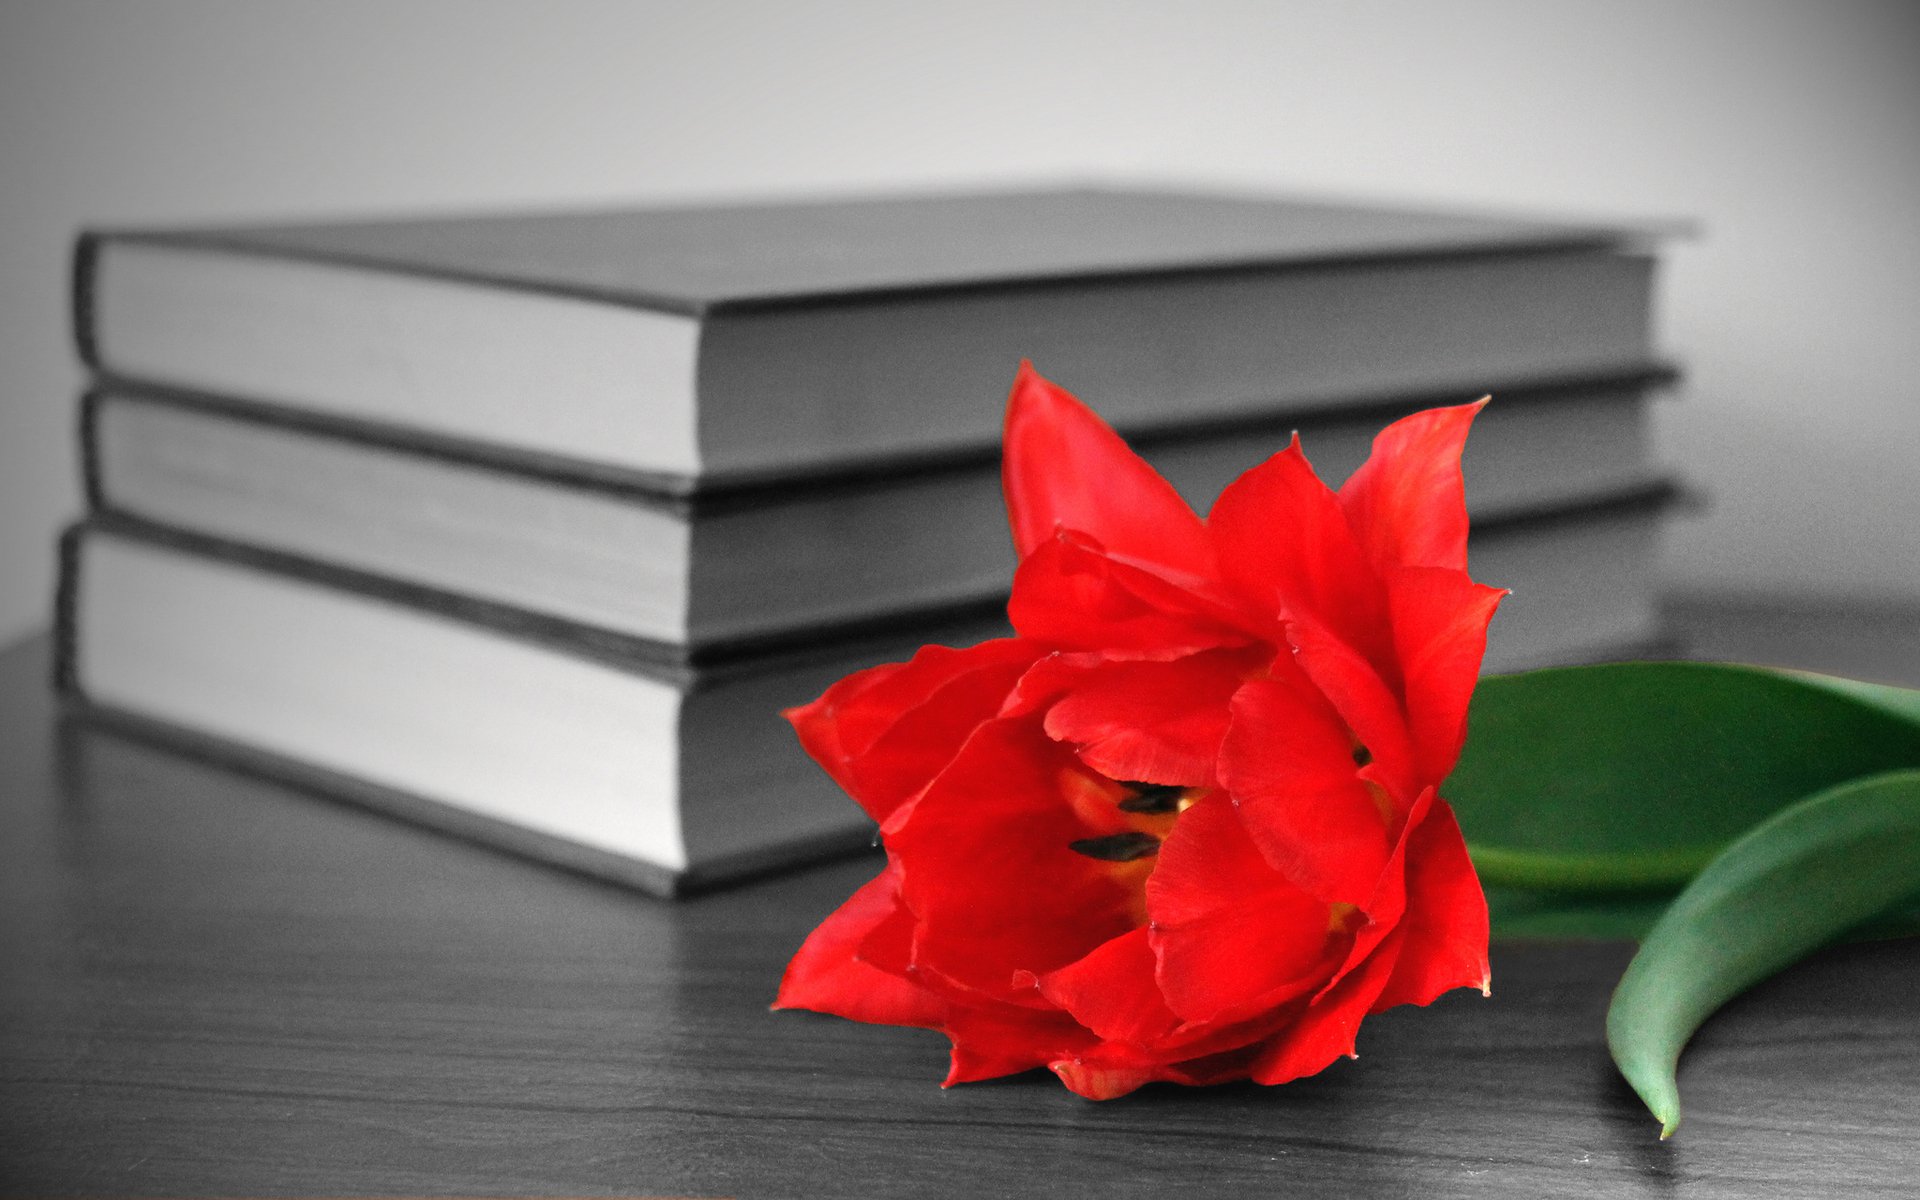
[3,626,1919,1198]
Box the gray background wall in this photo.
[3,0,1917,647]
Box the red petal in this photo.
[1002,362,1212,578]
[1008,530,1255,656]
[997,650,1106,718]
[1320,786,1435,991]
[1246,783,1443,1084]
[1371,797,1492,1011]
[1207,437,1393,671]
[1279,610,1420,805]
[773,866,946,1029]
[1040,648,1264,787]
[786,638,1040,825]
[1386,565,1506,783]
[942,1003,1098,1086]
[852,870,921,973]
[1217,673,1393,904]
[1145,792,1343,1024]
[1164,1042,1274,1087]
[1047,1054,1161,1101]
[1249,925,1405,1085]
[1338,400,1485,573]
[1047,1038,1276,1097]
[1037,927,1183,1046]
[1244,791,1482,1082]
[889,720,1144,999]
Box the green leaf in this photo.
[1778,669,1920,728]
[1486,887,1676,941]
[1486,886,1920,943]
[1605,769,1920,1137]
[1446,663,1920,892]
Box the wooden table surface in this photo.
[4,618,1920,1198]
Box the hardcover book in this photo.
[56,520,984,894]
[57,497,1678,895]
[76,187,1665,486]
[85,369,1676,658]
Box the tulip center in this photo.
[1348,734,1397,824]
[1066,778,1199,863]
[1066,831,1161,862]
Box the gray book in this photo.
[57,471,1681,898]
[76,186,1665,488]
[85,369,1677,660]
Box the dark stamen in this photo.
[1068,832,1162,862]
[1352,743,1373,768]
[1115,781,1185,814]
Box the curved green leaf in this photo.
[1447,663,1920,892]
[1781,669,1920,727]
[1485,886,1677,941]
[1606,769,1920,1137]
[1485,885,1920,943]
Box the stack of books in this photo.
[57,188,1682,895]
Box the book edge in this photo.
[50,514,1681,898]
[87,361,1684,511]
[51,523,83,700]
[57,697,877,899]
[55,531,880,898]
[79,211,1647,317]
[73,232,103,370]
[77,474,1691,680]
[66,515,1014,683]
[77,513,698,683]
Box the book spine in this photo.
[72,233,104,371]
[77,389,107,513]
[51,523,85,701]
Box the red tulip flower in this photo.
[775,363,1505,1099]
